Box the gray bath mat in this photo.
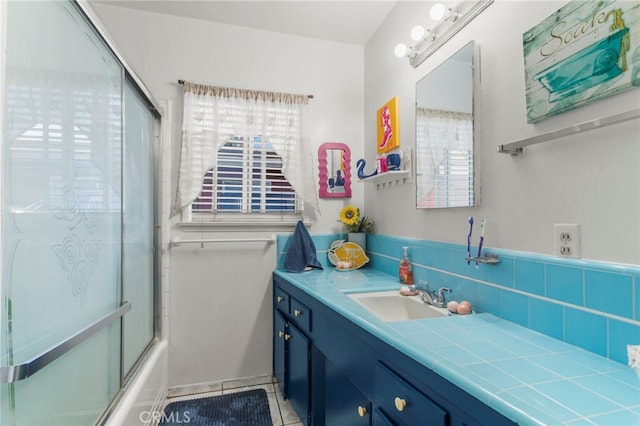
[159,388,272,426]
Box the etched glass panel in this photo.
[1,1,123,423]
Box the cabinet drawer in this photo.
[373,408,395,426]
[274,287,290,312]
[290,297,312,333]
[375,362,447,426]
[325,357,371,425]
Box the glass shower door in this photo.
[122,80,157,377]
[1,1,125,424]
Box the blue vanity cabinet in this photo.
[273,274,516,426]
[373,408,396,425]
[274,286,290,313]
[287,321,311,424]
[324,357,371,425]
[290,297,312,333]
[273,311,287,393]
[374,361,447,426]
[273,285,313,425]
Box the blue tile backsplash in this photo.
[277,232,640,366]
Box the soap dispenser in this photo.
[398,246,413,286]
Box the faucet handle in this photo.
[418,279,429,289]
[435,287,451,302]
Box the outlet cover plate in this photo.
[554,223,580,258]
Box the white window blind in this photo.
[416,108,473,208]
[191,136,299,214]
[433,149,473,208]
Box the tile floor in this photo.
[165,375,302,426]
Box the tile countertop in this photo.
[274,268,640,426]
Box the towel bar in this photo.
[497,108,640,156]
[170,236,276,247]
[0,302,131,383]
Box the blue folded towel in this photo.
[284,221,323,273]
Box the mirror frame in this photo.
[318,142,352,199]
[415,41,480,209]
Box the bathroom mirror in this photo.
[318,142,351,198]
[416,41,479,209]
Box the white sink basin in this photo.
[347,290,450,322]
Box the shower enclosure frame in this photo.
[0,0,165,423]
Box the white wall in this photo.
[365,0,640,265]
[91,4,366,387]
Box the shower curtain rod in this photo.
[177,79,314,99]
[170,235,276,248]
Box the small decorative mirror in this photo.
[318,142,351,198]
[416,41,479,209]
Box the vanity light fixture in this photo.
[411,25,426,41]
[394,43,412,58]
[394,0,493,67]
[430,3,460,22]
[394,27,432,58]
[430,3,447,21]
[395,25,436,58]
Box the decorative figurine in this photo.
[356,159,378,180]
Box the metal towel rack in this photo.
[170,235,276,248]
[497,108,640,156]
[0,301,131,383]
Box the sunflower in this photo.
[339,205,359,227]
[338,206,374,233]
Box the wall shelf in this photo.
[359,170,412,189]
[358,147,412,190]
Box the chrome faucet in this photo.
[417,280,451,308]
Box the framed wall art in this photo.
[523,0,639,123]
[377,96,400,154]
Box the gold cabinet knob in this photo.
[278,331,285,338]
[394,397,407,412]
[284,333,291,341]
[277,296,284,302]
[294,309,302,317]
[357,406,367,417]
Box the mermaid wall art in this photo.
[377,96,400,154]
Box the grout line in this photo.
[274,388,286,426]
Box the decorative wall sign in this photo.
[523,0,639,123]
[377,96,400,154]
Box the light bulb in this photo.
[430,3,446,21]
[410,25,425,41]
[394,43,408,58]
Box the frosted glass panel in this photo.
[122,81,156,375]
[1,1,123,423]
[1,324,120,426]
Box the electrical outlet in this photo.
[554,224,580,258]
